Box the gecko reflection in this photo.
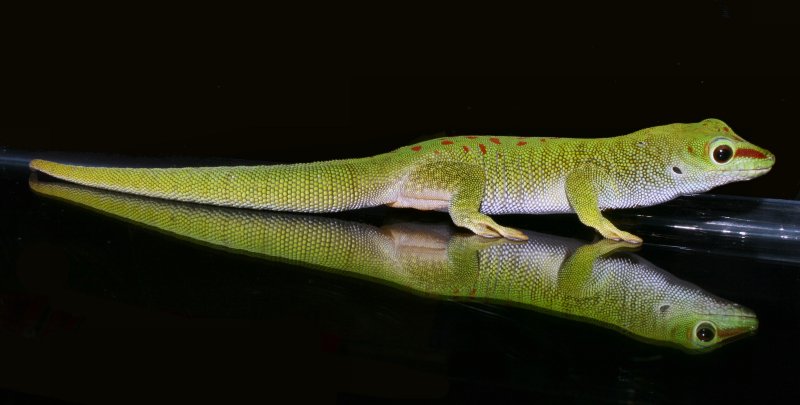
[30,175,757,352]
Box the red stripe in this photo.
[479,144,487,154]
[441,140,454,145]
[735,148,767,159]
[411,145,422,152]
[489,137,501,145]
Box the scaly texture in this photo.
[29,118,775,243]
[29,177,759,351]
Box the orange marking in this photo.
[411,145,422,152]
[723,127,730,132]
[735,148,767,159]
[466,136,477,139]
[517,141,527,146]
[540,138,547,142]
[434,150,440,155]
[489,137,500,145]
[479,144,487,154]
[687,145,694,153]
[462,145,470,153]
[441,140,454,145]
[469,288,477,297]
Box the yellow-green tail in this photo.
[29,157,400,212]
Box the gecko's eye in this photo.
[712,145,734,164]
[696,322,716,342]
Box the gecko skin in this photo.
[29,119,775,243]
[29,177,759,351]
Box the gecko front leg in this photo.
[565,164,643,244]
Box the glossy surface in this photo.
[2,163,799,403]
[27,175,760,352]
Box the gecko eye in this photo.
[696,322,716,342]
[712,145,734,164]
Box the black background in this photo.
[4,75,799,199]
[2,2,800,403]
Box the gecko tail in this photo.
[29,159,47,171]
[28,157,398,213]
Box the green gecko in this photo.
[29,176,759,351]
[29,118,774,243]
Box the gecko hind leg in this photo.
[401,162,528,241]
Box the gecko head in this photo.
[670,119,775,190]
[608,256,758,352]
[660,299,758,352]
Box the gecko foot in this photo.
[459,218,529,241]
[599,228,643,244]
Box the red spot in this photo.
[539,138,547,142]
[735,148,768,159]
[517,141,527,146]
[479,144,487,154]
[411,145,422,152]
[489,137,501,145]
[723,127,730,132]
[466,136,478,139]
[462,145,470,153]
[441,140,454,145]
[687,145,694,153]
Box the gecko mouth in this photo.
[735,168,771,172]
[716,167,772,175]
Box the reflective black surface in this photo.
[2,163,799,403]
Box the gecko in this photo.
[29,118,775,243]
[30,176,759,351]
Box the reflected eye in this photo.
[713,145,734,164]
[696,323,716,342]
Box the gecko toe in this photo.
[599,228,642,244]
[497,227,528,241]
